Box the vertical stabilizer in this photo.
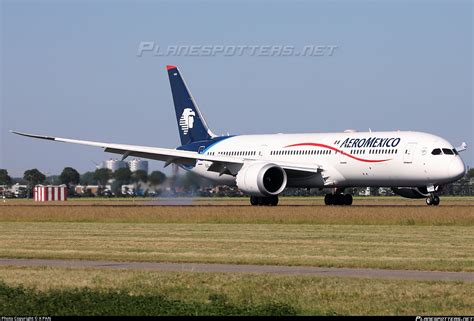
[167,65,215,145]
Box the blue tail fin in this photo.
[167,65,215,145]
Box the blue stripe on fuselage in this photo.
[176,135,235,153]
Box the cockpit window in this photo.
[442,148,454,155]
[431,148,442,155]
[453,149,459,155]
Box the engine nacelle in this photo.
[236,162,287,197]
[391,187,430,199]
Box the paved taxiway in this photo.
[1,258,472,281]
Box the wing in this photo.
[11,130,242,168]
[11,130,324,177]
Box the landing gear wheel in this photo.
[250,196,258,206]
[250,196,279,206]
[324,194,334,205]
[269,195,279,206]
[343,194,353,206]
[426,195,440,206]
[335,194,344,205]
[325,193,353,206]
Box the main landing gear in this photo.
[324,193,353,206]
[426,194,440,206]
[250,195,279,206]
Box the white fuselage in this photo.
[189,131,466,188]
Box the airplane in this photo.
[12,65,468,206]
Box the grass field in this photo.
[0,197,473,315]
[3,195,474,207]
[0,222,473,271]
[1,199,473,226]
[0,266,473,315]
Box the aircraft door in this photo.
[403,143,417,164]
[337,149,347,164]
[259,144,269,158]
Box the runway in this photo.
[1,258,473,281]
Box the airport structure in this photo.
[34,185,68,202]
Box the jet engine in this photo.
[236,162,287,197]
[391,187,431,199]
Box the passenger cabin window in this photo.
[442,148,454,155]
[431,148,442,155]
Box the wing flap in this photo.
[103,147,197,167]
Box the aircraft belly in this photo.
[189,164,236,186]
[286,173,325,188]
[338,161,431,187]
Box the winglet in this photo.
[10,130,56,141]
[166,65,177,70]
[455,142,467,153]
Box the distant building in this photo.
[96,158,148,173]
[98,159,128,172]
[128,159,148,173]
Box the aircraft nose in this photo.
[449,158,466,180]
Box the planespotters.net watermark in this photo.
[136,42,339,57]
[416,317,474,321]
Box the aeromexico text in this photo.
[339,137,401,149]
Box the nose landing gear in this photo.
[426,194,440,206]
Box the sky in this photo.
[1,0,473,177]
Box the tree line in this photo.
[0,167,167,197]
[1,167,474,197]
